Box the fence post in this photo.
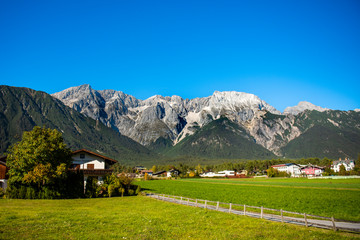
[281,209,284,223]
[304,213,308,227]
[180,196,183,203]
[229,203,232,213]
[205,200,207,209]
[216,201,219,210]
[261,206,263,219]
[187,198,190,206]
[196,199,198,207]
[331,216,337,231]
[244,205,246,215]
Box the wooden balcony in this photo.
[69,169,113,176]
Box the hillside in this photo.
[163,117,276,159]
[281,110,360,158]
[0,85,158,164]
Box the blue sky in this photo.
[0,0,359,111]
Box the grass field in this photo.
[1,196,359,240]
[136,178,360,221]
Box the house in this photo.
[167,169,181,177]
[217,170,236,176]
[200,170,236,177]
[139,170,153,176]
[200,171,217,177]
[135,166,146,172]
[301,165,324,177]
[70,149,117,186]
[0,156,8,190]
[271,163,302,177]
[331,158,355,172]
[152,170,167,177]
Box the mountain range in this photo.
[52,84,360,159]
[1,84,359,165]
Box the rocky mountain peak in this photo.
[209,91,280,114]
[283,101,328,115]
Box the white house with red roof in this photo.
[271,163,302,177]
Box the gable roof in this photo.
[72,149,117,163]
[272,163,300,168]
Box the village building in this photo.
[70,149,117,186]
[331,158,355,172]
[200,170,236,177]
[200,171,217,177]
[271,163,302,177]
[167,169,181,177]
[0,156,8,190]
[152,170,167,177]
[301,165,324,177]
[139,170,153,176]
[135,166,146,172]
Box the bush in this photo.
[0,187,4,198]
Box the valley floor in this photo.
[0,196,359,239]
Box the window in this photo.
[80,154,85,159]
[87,164,94,169]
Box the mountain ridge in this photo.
[0,85,158,164]
[51,84,360,159]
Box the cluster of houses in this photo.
[199,158,356,178]
[0,153,357,192]
[270,158,355,177]
[136,167,181,178]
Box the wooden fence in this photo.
[147,193,360,233]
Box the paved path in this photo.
[147,193,360,233]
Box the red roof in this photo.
[72,149,117,163]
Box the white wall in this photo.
[0,179,7,191]
[72,152,105,169]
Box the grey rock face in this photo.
[51,85,320,155]
[283,101,328,115]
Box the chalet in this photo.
[0,156,8,190]
[167,169,181,177]
[200,171,217,177]
[139,170,153,176]
[301,164,324,177]
[70,149,117,186]
[135,166,146,172]
[271,163,302,177]
[331,158,355,172]
[200,170,236,177]
[152,170,167,177]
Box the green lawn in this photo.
[0,196,359,239]
[136,178,360,221]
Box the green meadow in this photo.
[136,177,360,221]
[1,196,359,240]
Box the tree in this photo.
[6,126,73,198]
[151,165,158,173]
[267,167,277,178]
[339,164,347,176]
